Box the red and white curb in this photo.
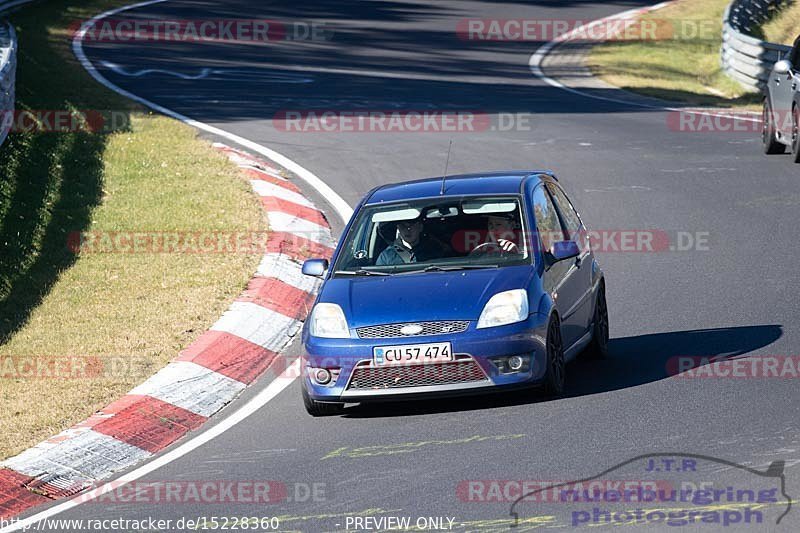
[0,144,332,519]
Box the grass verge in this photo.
[761,2,800,45]
[0,0,265,459]
[588,0,761,108]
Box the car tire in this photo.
[763,97,785,154]
[792,105,800,163]
[542,316,566,397]
[584,282,609,360]
[302,385,344,416]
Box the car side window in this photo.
[545,183,582,238]
[532,185,564,252]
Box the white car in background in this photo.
[763,34,800,162]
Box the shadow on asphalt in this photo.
[81,0,704,124]
[342,324,783,418]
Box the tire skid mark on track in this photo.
[320,434,527,460]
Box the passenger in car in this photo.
[375,218,445,265]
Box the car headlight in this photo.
[477,289,529,329]
[309,303,350,338]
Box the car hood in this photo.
[318,266,535,327]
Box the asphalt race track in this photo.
[21,0,800,531]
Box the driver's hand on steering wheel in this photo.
[496,239,518,253]
[469,239,519,256]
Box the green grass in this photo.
[589,0,761,108]
[761,2,800,45]
[0,0,265,459]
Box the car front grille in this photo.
[346,359,488,390]
[356,321,470,339]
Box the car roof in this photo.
[365,171,556,204]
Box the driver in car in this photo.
[470,213,519,256]
[376,217,444,266]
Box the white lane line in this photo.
[99,60,214,79]
[0,0,351,529]
[128,361,247,417]
[528,1,762,124]
[99,61,315,83]
[71,0,354,223]
[0,359,302,533]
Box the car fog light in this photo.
[508,355,524,371]
[313,368,332,385]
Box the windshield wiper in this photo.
[334,269,391,276]
[421,264,499,272]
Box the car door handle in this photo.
[793,82,797,90]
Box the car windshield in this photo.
[332,195,530,275]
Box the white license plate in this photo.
[373,342,453,366]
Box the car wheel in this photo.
[543,316,566,397]
[763,98,785,154]
[793,106,800,163]
[584,282,609,359]
[302,385,344,416]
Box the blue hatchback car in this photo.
[300,171,608,416]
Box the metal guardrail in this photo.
[721,0,792,90]
[0,20,15,146]
[0,0,36,147]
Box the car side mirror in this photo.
[548,241,580,262]
[774,59,792,75]
[302,258,329,277]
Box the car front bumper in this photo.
[302,313,549,403]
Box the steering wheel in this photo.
[469,240,517,257]
[469,242,498,256]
